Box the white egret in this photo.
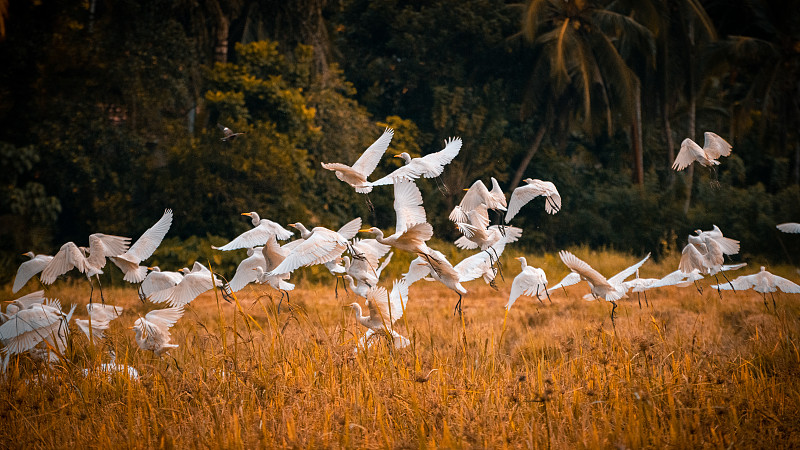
[506,257,549,310]
[227,247,266,293]
[559,250,651,324]
[453,235,514,289]
[454,204,523,251]
[0,300,76,369]
[218,123,244,141]
[82,350,139,380]
[12,251,53,293]
[692,225,740,256]
[347,280,410,351]
[267,218,362,276]
[679,228,740,295]
[148,262,229,307]
[404,249,467,315]
[345,238,393,287]
[41,233,131,303]
[321,127,394,193]
[214,212,294,251]
[777,223,800,233]
[255,234,297,308]
[140,267,185,300]
[343,274,370,299]
[110,209,173,283]
[505,178,561,222]
[74,303,123,341]
[710,266,800,310]
[5,290,48,317]
[360,178,435,257]
[672,131,732,171]
[449,178,507,223]
[132,305,185,355]
[371,137,462,187]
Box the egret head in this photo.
[393,152,412,164]
[523,178,534,184]
[358,227,380,236]
[22,251,35,258]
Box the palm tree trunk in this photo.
[215,15,230,63]
[683,21,696,215]
[663,98,676,186]
[510,119,550,190]
[631,80,644,185]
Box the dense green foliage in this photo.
[0,0,798,282]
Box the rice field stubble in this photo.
[2,250,800,448]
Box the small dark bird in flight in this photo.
[218,123,245,142]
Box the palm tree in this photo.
[512,0,645,189]
[710,0,800,184]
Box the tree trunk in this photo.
[683,21,696,215]
[631,80,644,185]
[509,119,550,190]
[663,98,676,187]
[215,15,230,63]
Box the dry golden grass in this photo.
[2,248,800,448]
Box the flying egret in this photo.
[404,249,467,315]
[267,218,362,276]
[360,178,435,257]
[344,238,393,287]
[12,252,53,293]
[347,280,410,351]
[218,123,245,141]
[343,274,370,299]
[132,305,185,355]
[672,131,732,171]
[213,212,294,251]
[453,234,515,289]
[41,233,131,303]
[679,228,740,296]
[148,262,230,307]
[692,225,740,256]
[371,137,462,187]
[5,290,48,317]
[505,178,561,222]
[321,127,394,193]
[506,257,550,310]
[227,247,266,293]
[74,303,124,341]
[710,266,800,310]
[454,204,524,250]
[559,250,651,324]
[449,178,507,223]
[140,267,185,300]
[0,300,76,368]
[110,209,173,283]
[256,234,297,308]
[777,223,800,233]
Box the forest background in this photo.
[0,0,798,280]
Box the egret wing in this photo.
[608,253,651,285]
[228,251,266,292]
[777,222,800,233]
[559,251,612,289]
[393,178,427,234]
[13,256,53,293]
[124,209,173,262]
[351,127,394,177]
[41,242,87,283]
[703,132,731,159]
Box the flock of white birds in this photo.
[2,127,799,378]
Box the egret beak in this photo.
[288,224,297,228]
[393,154,402,158]
[241,212,251,216]
[463,188,469,191]
[358,229,372,233]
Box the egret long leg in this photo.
[720,271,736,293]
[453,293,463,317]
[544,287,552,304]
[137,285,147,303]
[713,275,723,299]
[771,292,777,311]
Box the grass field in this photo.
[2,248,800,448]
